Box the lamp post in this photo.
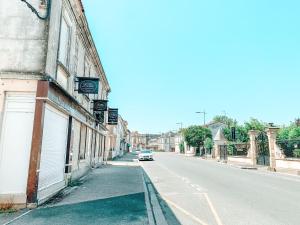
[196,111,207,126]
[176,122,183,131]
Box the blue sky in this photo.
[83,0,300,133]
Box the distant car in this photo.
[135,150,141,155]
[138,150,154,161]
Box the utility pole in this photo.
[196,111,207,126]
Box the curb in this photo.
[227,163,258,170]
[141,170,168,225]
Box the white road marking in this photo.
[3,210,32,225]
[145,161,224,225]
[163,196,209,225]
[203,193,223,225]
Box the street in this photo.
[0,159,148,225]
[1,1,300,225]
[141,152,300,225]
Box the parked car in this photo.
[138,150,154,161]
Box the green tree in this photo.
[277,125,294,141]
[212,115,237,127]
[244,118,266,132]
[182,126,212,148]
[223,125,249,143]
[204,137,213,154]
[204,137,213,149]
[288,127,300,139]
[276,121,300,157]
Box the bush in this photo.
[179,142,185,154]
[289,127,300,140]
[293,149,300,158]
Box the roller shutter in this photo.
[37,104,68,200]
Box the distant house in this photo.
[205,121,227,143]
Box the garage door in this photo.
[37,104,68,200]
[0,92,35,201]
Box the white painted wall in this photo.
[0,92,35,203]
[276,159,300,170]
[0,0,47,73]
[228,157,252,165]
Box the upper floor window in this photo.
[58,16,71,68]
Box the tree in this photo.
[288,127,300,139]
[204,137,213,154]
[212,115,237,128]
[277,126,292,141]
[244,118,266,132]
[182,126,212,148]
[223,125,249,143]
[275,121,300,157]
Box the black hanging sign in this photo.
[95,111,105,124]
[108,108,118,125]
[77,77,99,94]
[93,100,108,112]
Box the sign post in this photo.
[108,108,118,125]
[76,77,99,94]
[93,100,108,112]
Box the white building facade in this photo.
[107,116,129,159]
[0,0,110,207]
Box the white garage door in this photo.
[0,93,35,199]
[38,104,68,199]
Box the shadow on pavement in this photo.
[10,193,148,225]
[112,153,138,162]
[143,172,182,225]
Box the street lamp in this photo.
[176,122,183,131]
[196,111,207,126]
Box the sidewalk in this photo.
[0,154,148,225]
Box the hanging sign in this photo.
[95,111,105,123]
[77,77,99,94]
[108,108,118,125]
[93,100,108,112]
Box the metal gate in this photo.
[219,145,228,161]
[256,132,270,166]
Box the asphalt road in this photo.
[141,152,300,225]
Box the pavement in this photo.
[141,152,300,225]
[0,154,150,225]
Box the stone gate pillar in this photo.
[214,143,220,160]
[184,141,188,155]
[248,130,258,166]
[266,127,280,171]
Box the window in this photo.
[79,124,87,160]
[58,17,71,68]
